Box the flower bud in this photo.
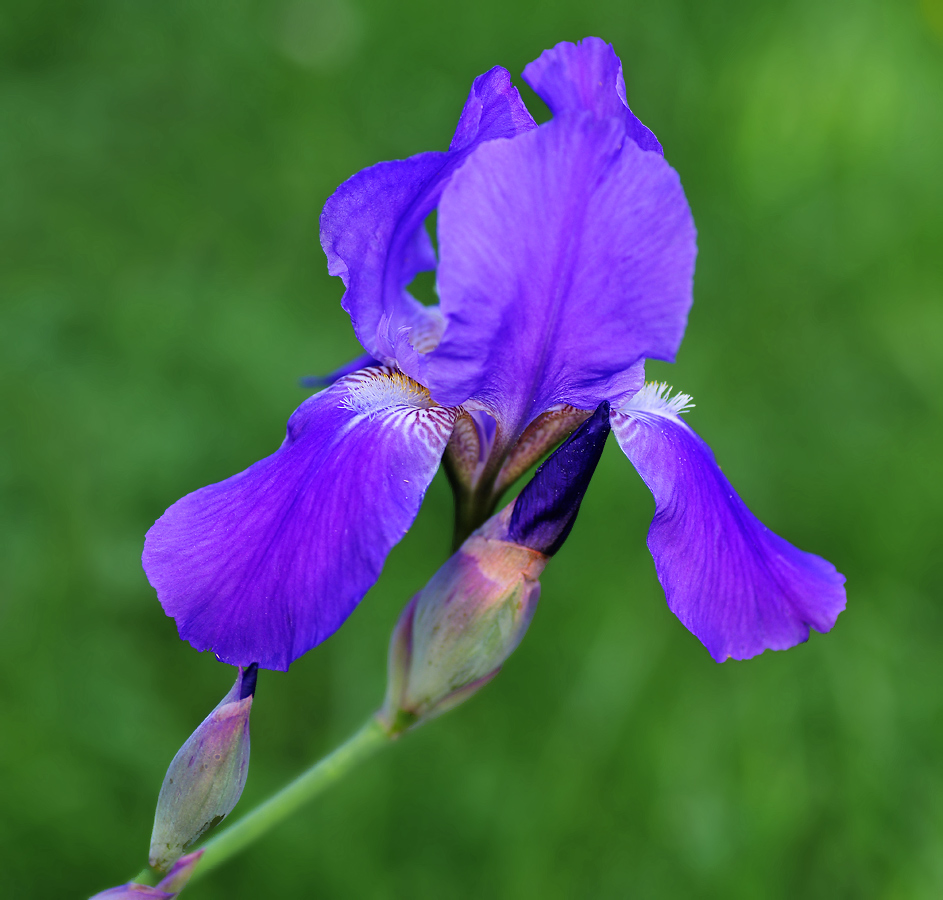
[149,666,257,871]
[505,400,610,556]
[379,403,610,733]
[379,523,547,732]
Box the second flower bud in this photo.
[381,512,547,733]
[379,402,611,735]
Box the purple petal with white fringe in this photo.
[611,383,846,661]
[143,368,455,670]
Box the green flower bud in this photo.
[149,666,256,871]
[379,508,547,734]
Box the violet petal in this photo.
[320,67,535,365]
[143,369,456,670]
[523,37,663,154]
[611,385,846,661]
[418,113,695,433]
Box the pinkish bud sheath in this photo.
[149,667,256,871]
[88,851,204,900]
[154,850,203,894]
[89,886,174,899]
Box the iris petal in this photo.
[418,112,694,434]
[320,67,535,366]
[143,368,456,671]
[523,37,663,154]
[299,352,380,387]
[611,385,846,662]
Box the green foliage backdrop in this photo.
[2,0,942,897]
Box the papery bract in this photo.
[89,852,203,900]
[90,887,174,900]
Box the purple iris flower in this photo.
[143,37,845,671]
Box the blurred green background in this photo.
[2,0,942,897]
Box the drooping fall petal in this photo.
[611,384,846,661]
[143,369,455,670]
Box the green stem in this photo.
[155,715,391,885]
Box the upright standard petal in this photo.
[522,37,663,154]
[611,384,846,662]
[143,368,456,671]
[417,112,695,435]
[320,67,535,365]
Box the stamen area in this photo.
[341,368,437,416]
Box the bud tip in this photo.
[506,400,610,556]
